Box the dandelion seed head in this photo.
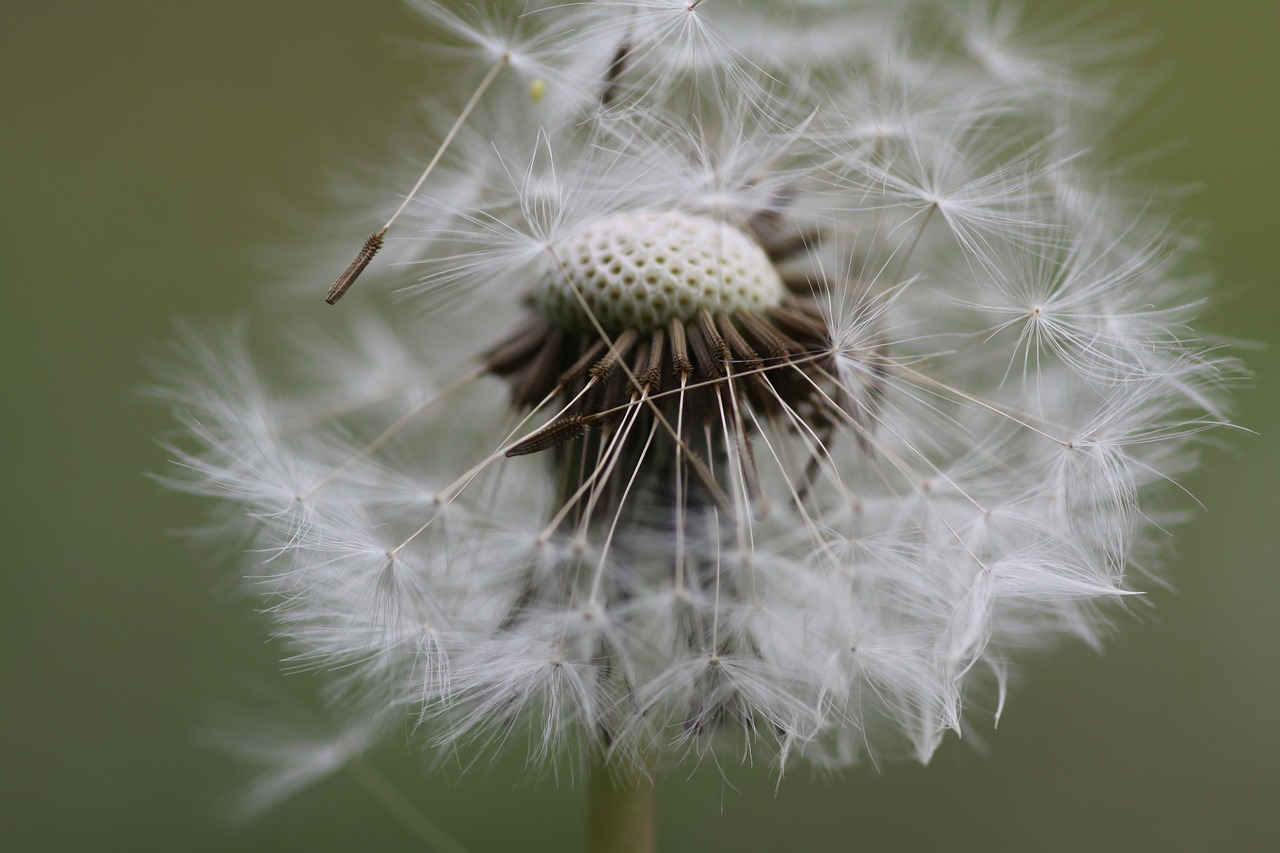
[158,0,1240,809]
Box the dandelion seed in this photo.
[157,1,1239,849]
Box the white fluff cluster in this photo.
[158,0,1234,799]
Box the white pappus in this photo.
[155,0,1238,814]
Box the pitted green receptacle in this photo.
[535,211,785,334]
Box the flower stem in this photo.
[586,759,656,853]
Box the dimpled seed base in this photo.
[535,211,785,334]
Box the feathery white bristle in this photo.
[156,0,1239,808]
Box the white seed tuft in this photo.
[153,0,1240,809]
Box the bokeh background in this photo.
[3,2,1277,851]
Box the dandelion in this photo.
[156,1,1237,849]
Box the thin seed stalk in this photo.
[586,758,656,853]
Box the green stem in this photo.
[586,759,656,853]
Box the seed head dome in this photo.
[534,211,785,334]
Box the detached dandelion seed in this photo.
[157,1,1239,850]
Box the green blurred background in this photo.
[3,2,1277,850]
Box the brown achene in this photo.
[483,216,889,520]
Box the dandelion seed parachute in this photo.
[157,0,1235,805]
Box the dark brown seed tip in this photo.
[601,39,632,106]
[325,231,385,305]
[506,414,591,457]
